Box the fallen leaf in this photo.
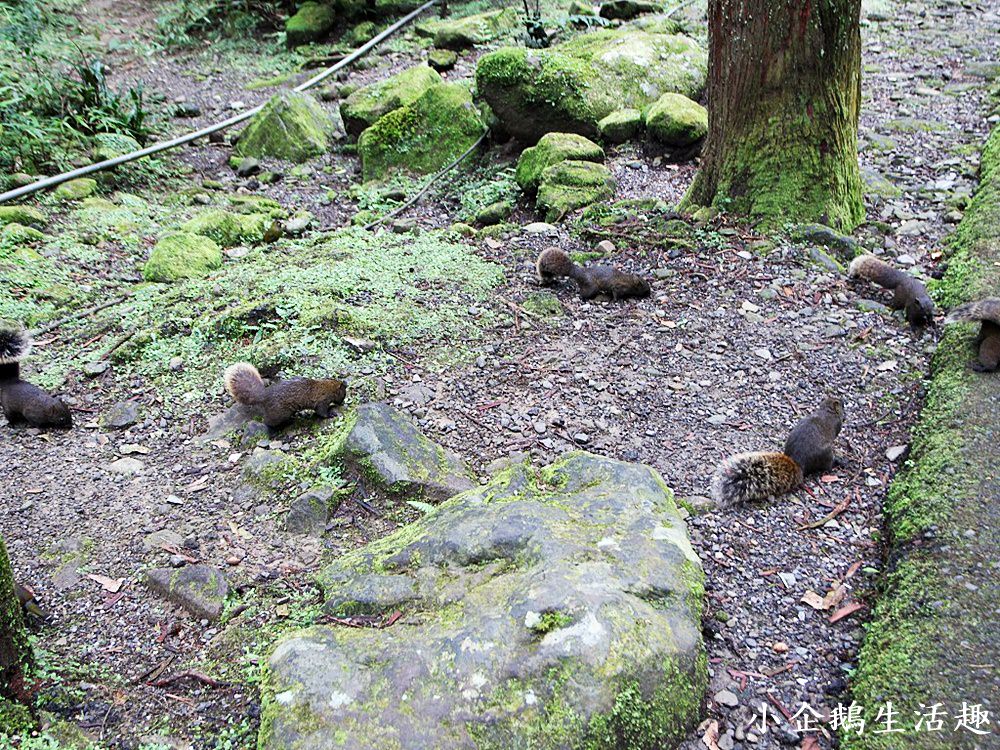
[801,590,826,610]
[801,737,821,750]
[701,719,720,750]
[823,584,847,609]
[877,359,898,371]
[86,573,125,593]
[820,474,841,483]
[829,601,863,623]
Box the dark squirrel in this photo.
[0,327,72,428]
[848,254,935,326]
[536,247,650,301]
[224,362,347,429]
[945,298,1000,372]
[711,398,845,507]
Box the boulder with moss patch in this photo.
[92,132,141,162]
[143,232,223,282]
[515,132,604,191]
[260,452,705,750]
[358,82,486,182]
[181,209,271,247]
[644,92,707,146]
[476,28,706,143]
[53,178,97,202]
[341,64,442,137]
[599,0,663,19]
[0,205,46,228]
[598,108,643,143]
[416,7,519,50]
[427,48,458,72]
[338,402,474,501]
[234,91,341,163]
[285,1,337,47]
[536,160,615,222]
[1,222,45,244]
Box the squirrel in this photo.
[945,298,1000,372]
[15,582,48,622]
[711,397,845,507]
[224,362,347,429]
[848,254,935,326]
[0,326,72,428]
[535,247,650,301]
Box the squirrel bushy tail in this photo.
[0,325,31,380]
[225,362,267,405]
[945,298,1000,325]
[710,452,803,508]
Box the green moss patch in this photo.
[285,1,337,47]
[234,91,340,163]
[515,132,605,191]
[357,82,485,182]
[536,160,616,222]
[341,64,442,137]
[644,93,707,146]
[143,231,223,282]
[846,125,1000,749]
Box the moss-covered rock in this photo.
[476,28,707,142]
[427,48,458,72]
[259,452,705,750]
[475,200,514,226]
[358,82,486,182]
[285,1,337,48]
[416,7,519,50]
[234,91,341,163]
[341,64,442,137]
[515,132,605,191]
[1,222,45,244]
[181,209,271,247]
[92,132,141,162]
[143,232,223,282]
[536,159,615,222]
[568,0,598,15]
[53,177,97,201]
[521,290,563,318]
[345,20,377,45]
[645,93,707,146]
[0,205,46,228]
[598,108,644,144]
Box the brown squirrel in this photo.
[536,247,650,301]
[224,362,347,429]
[0,326,72,428]
[711,398,844,507]
[15,582,48,622]
[945,298,1000,372]
[848,254,935,326]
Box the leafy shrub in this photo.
[156,0,291,46]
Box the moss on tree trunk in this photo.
[0,536,33,706]
[683,0,865,230]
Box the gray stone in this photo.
[146,565,229,621]
[341,403,474,502]
[83,361,109,377]
[101,401,140,429]
[245,448,285,477]
[107,457,144,475]
[199,403,262,443]
[790,223,859,263]
[144,530,185,551]
[286,486,337,535]
[261,452,705,749]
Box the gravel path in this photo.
[2,0,998,747]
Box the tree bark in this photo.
[684,0,865,230]
[0,537,33,705]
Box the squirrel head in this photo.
[819,397,845,420]
[312,378,347,417]
[906,296,935,327]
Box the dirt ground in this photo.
[2,0,997,747]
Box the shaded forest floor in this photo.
[1,0,998,748]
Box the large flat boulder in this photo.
[415,7,520,50]
[260,452,706,750]
[476,27,706,142]
[357,83,486,181]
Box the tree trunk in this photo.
[0,537,33,704]
[683,0,865,230]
